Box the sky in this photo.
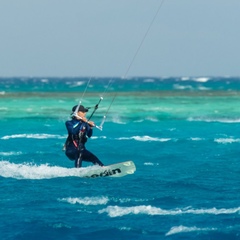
[0,0,240,78]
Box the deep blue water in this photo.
[1,77,240,239]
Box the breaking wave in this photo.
[0,151,23,156]
[0,160,101,179]
[214,138,240,144]
[117,136,172,142]
[98,205,240,218]
[1,133,65,140]
[58,196,109,205]
[165,225,217,236]
[180,77,210,82]
[187,117,240,123]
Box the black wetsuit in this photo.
[65,118,104,168]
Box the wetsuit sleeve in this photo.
[65,120,80,135]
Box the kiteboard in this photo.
[81,160,136,178]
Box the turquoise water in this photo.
[1,77,240,239]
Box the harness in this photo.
[65,122,87,150]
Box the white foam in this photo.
[133,119,144,123]
[145,117,159,122]
[91,136,107,140]
[180,77,190,81]
[144,162,154,166]
[192,77,210,82]
[98,205,240,218]
[1,133,65,140]
[0,161,101,179]
[180,77,210,82]
[117,136,171,142]
[58,196,109,205]
[41,78,49,83]
[222,119,240,123]
[173,84,193,90]
[189,137,204,141]
[197,86,211,90]
[187,117,240,123]
[68,81,85,88]
[0,151,22,156]
[165,225,216,236]
[214,138,240,144]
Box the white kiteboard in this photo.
[80,160,136,178]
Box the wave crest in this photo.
[165,225,216,236]
[98,205,240,218]
[117,136,171,142]
[1,133,65,140]
[58,196,109,205]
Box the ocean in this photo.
[0,77,240,239]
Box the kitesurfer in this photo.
[64,105,104,168]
